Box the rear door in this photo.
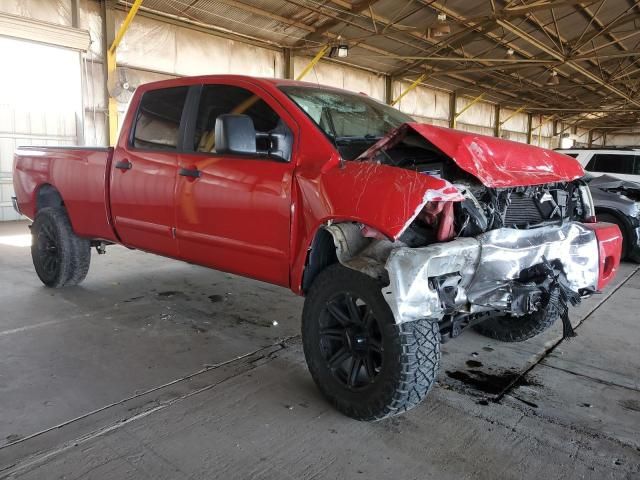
[174,82,297,286]
[109,86,189,257]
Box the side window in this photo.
[132,86,189,151]
[585,153,635,174]
[193,85,290,160]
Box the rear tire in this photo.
[31,207,91,288]
[302,264,440,421]
[473,289,561,342]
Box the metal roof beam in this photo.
[416,1,600,106]
[496,19,640,107]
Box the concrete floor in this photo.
[0,219,639,479]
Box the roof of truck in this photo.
[139,74,370,95]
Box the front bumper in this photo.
[383,221,621,323]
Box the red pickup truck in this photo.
[13,75,622,420]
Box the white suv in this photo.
[556,148,640,182]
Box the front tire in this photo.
[31,207,91,288]
[474,289,561,342]
[302,264,440,421]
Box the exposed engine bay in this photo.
[366,130,593,245]
[399,181,590,247]
[322,128,603,340]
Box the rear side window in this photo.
[193,85,282,153]
[132,86,189,150]
[585,153,636,175]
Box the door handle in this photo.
[115,159,132,170]
[179,167,201,178]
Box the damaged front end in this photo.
[383,223,596,334]
[319,123,622,341]
[326,220,603,341]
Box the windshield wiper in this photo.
[335,135,382,144]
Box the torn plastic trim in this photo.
[323,223,401,281]
[395,181,464,241]
[382,222,600,324]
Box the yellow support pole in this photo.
[537,114,543,146]
[499,104,527,126]
[391,73,427,106]
[452,93,485,129]
[531,116,551,133]
[108,0,144,56]
[296,45,330,81]
[107,0,144,146]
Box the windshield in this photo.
[279,85,414,160]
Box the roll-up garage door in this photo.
[0,35,83,220]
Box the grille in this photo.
[504,194,544,226]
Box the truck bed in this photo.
[13,146,117,242]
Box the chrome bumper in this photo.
[383,222,600,323]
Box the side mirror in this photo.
[214,114,256,155]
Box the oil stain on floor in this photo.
[446,369,537,396]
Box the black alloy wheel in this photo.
[31,207,91,287]
[319,292,383,390]
[302,264,441,421]
[34,219,61,279]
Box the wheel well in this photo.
[302,228,338,293]
[36,184,64,211]
[595,207,630,236]
[595,207,631,255]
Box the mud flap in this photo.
[520,257,580,339]
[555,278,581,339]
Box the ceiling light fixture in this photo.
[546,71,560,85]
[430,13,451,38]
[505,48,515,58]
[329,42,349,58]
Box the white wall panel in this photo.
[293,57,385,101]
[502,131,528,144]
[79,0,103,59]
[501,108,528,133]
[411,115,449,127]
[456,97,494,128]
[115,12,281,78]
[605,133,640,146]
[0,0,72,26]
[392,82,449,122]
[456,123,493,136]
[116,12,177,73]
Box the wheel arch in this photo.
[300,221,387,294]
[595,206,632,240]
[35,184,65,212]
[301,227,339,294]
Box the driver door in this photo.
[174,82,297,286]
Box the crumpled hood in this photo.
[358,123,585,188]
